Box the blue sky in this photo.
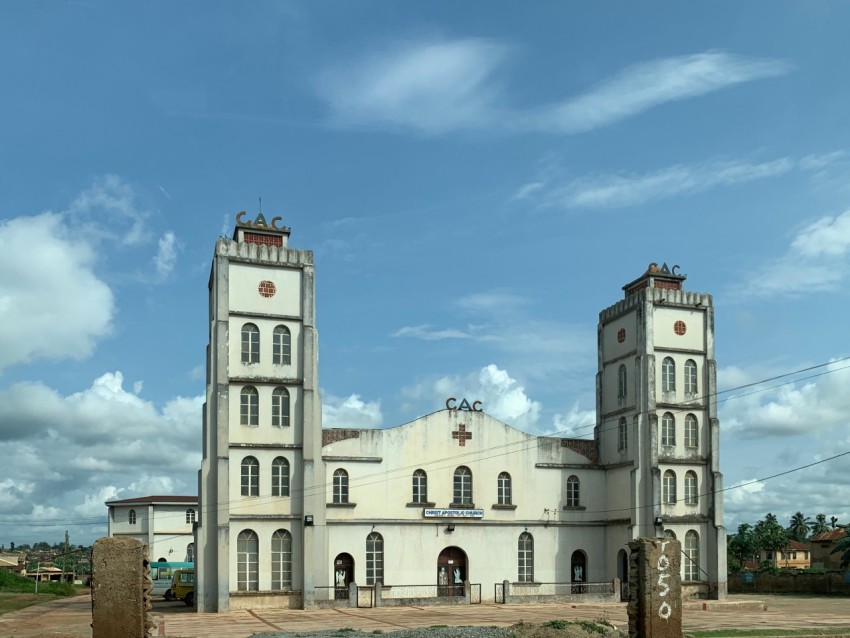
[1,1,850,546]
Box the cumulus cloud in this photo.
[552,403,597,438]
[154,231,179,279]
[0,213,114,372]
[322,393,383,428]
[318,40,790,136]
[68,174,152,246]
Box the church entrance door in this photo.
[437,546,467,597]
[333,553,354,600]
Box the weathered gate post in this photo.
[91,536,153,638]
[627,537,682,638]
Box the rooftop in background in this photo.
[104,495,198,506]
[811,528,849,542]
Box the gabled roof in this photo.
[786,540,812,551]
[105,495,197,506]
[811,528,848,542]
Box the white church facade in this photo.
[196,213,726,611]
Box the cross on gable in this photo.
[452,424,472,447]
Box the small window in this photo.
[186,508,196,524]
[128,509,136,525]
[272,387,290,427]
[241,386,259,427]
[497,472,512,505]
[518,532,534,582]
[684,471,698,505]
[664,529,677,539]
[684,414,698,448]
[684,359,698,394]
[241,456,259,497]
[617,364,627,400]
[186,542,195,562]
[237,529,259,591]
[273,325,292,365]
[366,532,384,585]
[412,470,428,504]
[566,475,580,507]
[663,470,677,505]
[271,529,292,590]
[333,469,349,504]
[685,530,700,581]
[661,412,676,446]
[272,457,290,497]
[453,466,473,505]
[618,417,628,453]
[662,357,676,392]
[241,323,260,364]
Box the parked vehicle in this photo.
[170,568,195,606]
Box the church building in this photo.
[196,213,726,611]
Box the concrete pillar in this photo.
[628,537,682,638]
[92,537,151,638]
[374,581,383,607]
[348,581,357,608]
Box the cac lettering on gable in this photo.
[445,397,483,412]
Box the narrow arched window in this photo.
[617,364,627,400]
[272,457,290,497]
[684,530,700,581]
[240,386,259,427]
[453,466,472,505]
[566,475,580,507]
[664,529,677,539]
[241,456,259,497]
[128,509,136,525]
[684,471,698,505]
[241,323,259,364]
[497,472,512,505]
[366,532,384,585]
[333,469,349,504]
[684,359,698,394]
[662,357,676,392]
[272,387,290,427]
[237,529,259,591]
[271,529,292,590]
[412,470,427,504]
[518,531,534,582]
[273,325,292,365]
[663,470,677,504]
[618,417,628,452]
[684,414,698,448]
[661,412,676,446]
[186,508,196,524]
[186,542,195,562]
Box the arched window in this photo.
[273,325,292,365]
[662,357,676,392]
[271,529,292,590]
[272,387,290,427]
[684,530,700,581]
[618,417,628,452]
[186,508,196,524]
[497,472,512,505]
[237,529,259,591]
[684,359,698,394]
[684,471,698,505]
[186,543,195,562]
[617,364,627,400]
[412,470,427,504]
[661,412,676,446]
[366,532,384,585]
[128,509,136,525]
[518,531,534,582]
[240,386,259,427]
[664,529,677,539]
[663,470,677,504]
[272,457,290,497]
[241,456,259,497]
[333,469,349,504]
[453,466,472,505]
[684,414,698,448]
[241,323,260,364]
[566,475,580,507]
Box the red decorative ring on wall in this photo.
[674,320,687,335]
[258,280,276,298]
[617,328,626,343]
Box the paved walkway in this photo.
[2,594,850,637]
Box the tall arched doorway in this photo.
[571,550,587,594]
[333,553,354,600]
[617,548,629,600]
[437,546,467,597]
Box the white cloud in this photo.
[0,212,114,372]
[552,403,597,438]
[323,393,383,429]
[392,325,478,341]
[154,231,179,279]
[318,40,790,136]
[68,174,152,246]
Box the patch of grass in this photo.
[544,620,568,630]
[372,631,383,635]
[0,592,61,616]
[430,626,448,629]
[690,629,850,637]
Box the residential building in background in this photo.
[105,495,197,562]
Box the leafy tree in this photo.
[787,511,812,542]
[755,512,788,557]
[811,514,831,537]
[728,523,759,567]
[830,524,850,568]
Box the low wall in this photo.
[729,571,850,595]
[229,591,302,609]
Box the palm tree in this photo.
[830,524,850,568]
[787,512,812,542]
[811,514,830,537]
